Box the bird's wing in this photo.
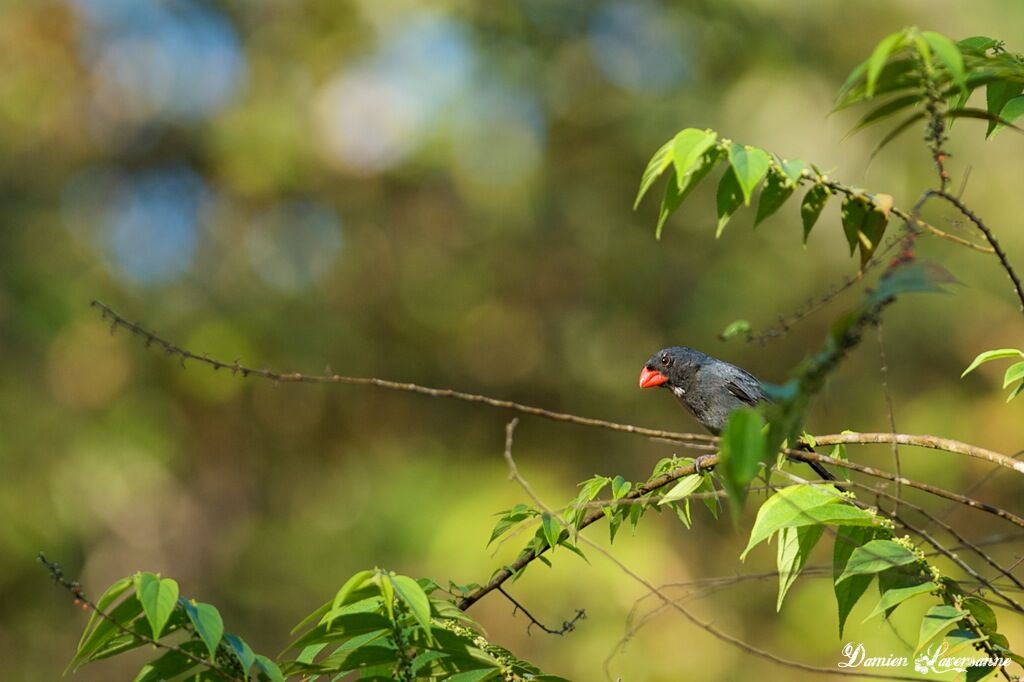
[724,369,768,407]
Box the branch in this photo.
[90,301,1024,478]
[497,587,585,636]
[497,421,924,681]
[38,554,241,682]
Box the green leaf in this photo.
[720,319,751,340]
[69,594,144,671]
[672,129,718,189]
[727,143,771,206]
[916,604,967,655]
[863,581,937,622]
[742,483,862,559]
[779,159,808,184]
[996,95,1024,136]
[985,83,1023,136]
[870,112,926,159]
[754,167,795,227]
[840,195,888,266]
[77,576,134,651]
[541,513,561,552]
[870,261,958,304]
[135,572,179,640]
[800,184,830,242]
[180,599,224,659]
[947,107,1023,132]
[961,348,1024,377]
[866,32,906,97]
[577,476,610,504]
[833,526,877,637]
[847,94,921,136]
[445,670,501,682]
[715,167,744,238]
[719,408,766,516]
[1008,381,1024,402]
[658,474,704,505]
[376,572,395,620]
[922,31,966,91]
[133,641,206,682]
[254,654,285,682]
[959,36,999,52]
[634,139,674,209]
[390,574,433,643]
[1002,361,1024,388]
[611,475,631,500]
[963,597,997,634]
[224,633,255,676]
[836,540,918,584]
[776,524,824,611]
[656,147,724,239]
[330,570,375,623]
[966,664,999,682]
[942,628,987,656]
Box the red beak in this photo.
[639,366,669,389]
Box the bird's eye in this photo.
[660,354,671,367]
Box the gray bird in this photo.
[639,345,833,479]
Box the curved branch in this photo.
[812,433,1024,476]
[90,301,1023,478]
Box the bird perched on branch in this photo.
[638,345,834,480]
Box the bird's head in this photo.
[638,346,706,390]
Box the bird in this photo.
[638,345,834,480]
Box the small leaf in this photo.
[330,570,375,622]
[867,32,906,97]
[870,112,927,160]
[916,604,967,655]
[836,540,918,584]
[870,261,958,304]
[1002,361,1024,389]
[922,31,966,91]
[224,633,255,676]
[135,573,179,640]
[840,195,888,266]
[776,524,824,611]
[863,581,937,622]
[254,654,285,682]
[133,641,206,682]
[541,513,561,551]
[779,159,807,184]
[390,575,433,643]
[720,319,751,340]
[671,129,718,189]
[179,599,224,659]
[995,95,1024,136]
[658,474,704,505]
[1008,381,1024,402]
[961,349,1024,377]
[715,167,744,238]
[611,475,631,500]
[847,94,920,136]
[727,144,771,206]
[634,139,674,209]
[963,597,997,634]
[77,576,134,651]
[754,167,795,227]
[985,83,1023,136]
[655,147,724,239]
[720,408,767,516]
[800,184,830,242]
[959,36,999,52]
[833,526,877,637]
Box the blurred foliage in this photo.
[4,1,1024,680]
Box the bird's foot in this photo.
[694,454,716,474]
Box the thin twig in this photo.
[38,554,240,681]
[928,189,1024,313]
[90,301,1024,478]
[876,322,901,512]
[497,586,585,636]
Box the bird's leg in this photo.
[693,453,717,474]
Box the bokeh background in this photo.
[3,1,1023,679]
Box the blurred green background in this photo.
[2,0,1023,679]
